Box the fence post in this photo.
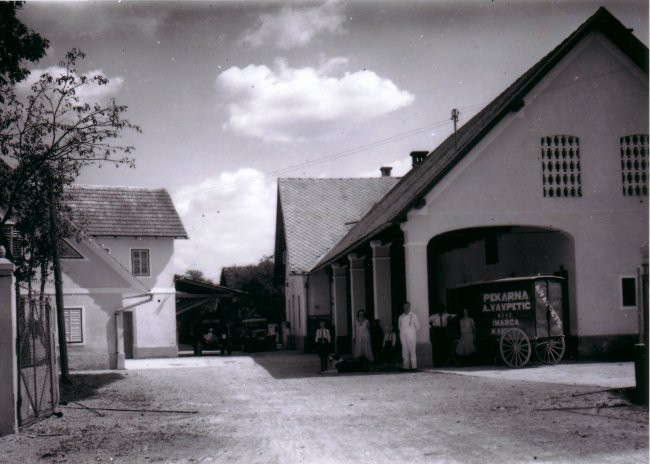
[0,246,18,436]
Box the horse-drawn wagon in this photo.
[447,276,566,368]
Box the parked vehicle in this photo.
[240,318,277,352]
[194,318,232,356]
[447,276,566,368]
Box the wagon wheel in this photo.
[499,328,531,368]
[534,337,565,365]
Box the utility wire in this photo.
[174,117,455,201]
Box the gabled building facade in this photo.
[277,8,649,366]
[55,185,188,370]
[274,176,399,351]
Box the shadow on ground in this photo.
[61,372,125,402]
[249,350,413,380]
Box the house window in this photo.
[621,277,637,308]
[64,308,83,343]
[620,134,648,196]
[131,249,150,276]
[540,135,581,198]
[2,225,23,258]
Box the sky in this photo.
[17,0,649,281]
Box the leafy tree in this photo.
[0,49,140,381]
[183,269,214,284]
[220,255,284,323]
[0,2,49,93]
[0,49,140,284]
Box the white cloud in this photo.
[241,1,346,49]
[16,66,124,103]
[172,168,277,280]
[217,58,415,142]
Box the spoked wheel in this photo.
[534,337,565,365]
[499,328,531,368]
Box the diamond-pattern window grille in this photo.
[540,135,582,198]
[620,134,648,196]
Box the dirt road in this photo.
[0,351,647,463]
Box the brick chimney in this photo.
[410,151,428,167]
[380,166,392,177]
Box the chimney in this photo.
[380,166,392,177]
[410,151,428,167]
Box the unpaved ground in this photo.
[0,351,647,464]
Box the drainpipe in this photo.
[114,293,154,370]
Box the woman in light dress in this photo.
[455,309,476,356]
[354,309,373,366]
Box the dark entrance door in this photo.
[123,312,134,359]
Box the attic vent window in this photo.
[540,135,581,198]
[620,134,648,196]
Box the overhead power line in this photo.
[174,117,454,201]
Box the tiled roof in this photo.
[314,7,648,270]
[64,185,188,238]
[278,177,399,272]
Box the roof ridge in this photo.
[67,184,168,191]
[312,7,648,271]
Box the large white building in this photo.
[275,8,648,367]
[56,186,187,370]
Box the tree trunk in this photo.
[49,189,69,383]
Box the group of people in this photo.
[317,301,426,373]
[429,306,477,366]
[317,301,479,373]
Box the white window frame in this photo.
[131,248,150,276]
[620,275,638,310]
[64,307,85,344]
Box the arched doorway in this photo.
[427,226,576,343]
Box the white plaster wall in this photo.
[58,236,179,367]
[403,32,648,339]
[95,237,176,291]
[284,267,308,345]
[132,292,178,357]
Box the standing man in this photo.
[315,320,332,372]
[398,301,421,370]
[429,305,455,367]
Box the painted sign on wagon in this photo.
[481,287,534,337]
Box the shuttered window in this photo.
[64,308,83,343]
[2,225,23,258]
[131,249,150,276]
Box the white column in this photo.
[371,240,392,330]
[115,311,125,370]
[331,264,350,353]
[0,247,18,436]
[348,253,367,318]
[403,241,433,368]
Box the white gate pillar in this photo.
[371,240,393,330]
[0,247,18,436]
